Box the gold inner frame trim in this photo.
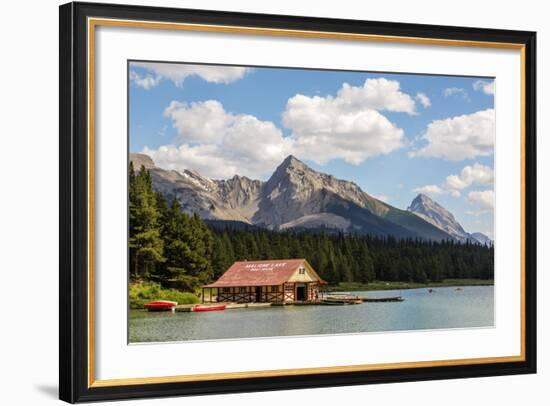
[90,355,524,388]
[87,17,527,388]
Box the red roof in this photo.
[203,259,322,287]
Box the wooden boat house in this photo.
[202,259,326,303]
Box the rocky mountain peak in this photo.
[410,193,435,208]
[218,173,261,192]
[407,193,469,240]
[280,154,303,169]
[417,193,431,202]
[130,153,155,170]
[270,154,309,180]
[181,169,215,191]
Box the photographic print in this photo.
[128,61,495,343]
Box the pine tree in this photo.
[129,165,164,280]
[157,199,214,290]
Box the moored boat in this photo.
[193,304,226,312]
[144,300,177,311]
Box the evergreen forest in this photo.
[129,164,494,294]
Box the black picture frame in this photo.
[59,1,537,403]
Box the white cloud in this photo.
[415,92,431,108]
[282,78,413,165]
[413,185,444,196]
[145,100,291,179]
[164,100,232,144]
[473,80,495,95]
[443,87,469,99]
[129,70,161,90]
[445,163,494,192]
[334,78,417,115]
[284,97,405,165]
[410,109,495,161]
[372,194,390,203]
[146,78,415,178]
[130,62,251,89]
[413,163,494,199]
[467,190,495,210]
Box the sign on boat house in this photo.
[202,259,326,303]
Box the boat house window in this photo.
[239,287,247,293]
[222,287,230,293]
[270,285,279,292]
[299,267,306,274]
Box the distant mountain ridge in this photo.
[407,193,493,246]
[407,194,470,241]
[470,232,494,247]
[130,153,486,242]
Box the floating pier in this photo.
[361,296,403,302]
[322,293,404,303]
[172,294,403,312]
[225,303,272,309]
[320,299,362,305]
[175,305,194,312]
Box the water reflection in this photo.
[129,286,494,343]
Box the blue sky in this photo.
[129,61,495,238]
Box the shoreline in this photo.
[326,279,494,292]
[129,279,494,309]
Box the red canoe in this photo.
[144,300,177,311]
[192,304,226,312]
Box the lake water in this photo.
[129,285,494,343]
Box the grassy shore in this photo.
[129,281,200,309]
[327,279,494,292]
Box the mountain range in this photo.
[130,153,492,245]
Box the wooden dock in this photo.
[322,293,404,303]
[173,295,403,312]
[361,296,403,302]
[226,303,272,309]
[174,305,193,312]
[320,299,362,305]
